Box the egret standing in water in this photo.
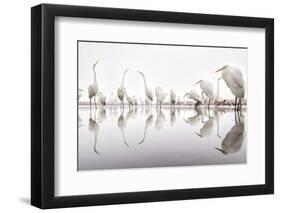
[132,96,138,106]
[215,65,245,110]
[138,71,153,106]
[123,88,134,108]
[97,92,106,106]
[170,89,176,107]
[155,86,167,108]
[195,80,215,109]
[88,60,99,109]
[183,89,203,108]
[117,68,129,107]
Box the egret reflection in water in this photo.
[195,116,215,138]
[215,111,245,155]
[117,110,130,147]
[79,106,247,171]
[88,115,100,155]
[138,114,154,145]
[183,108,203,126]
[155,108,166,130]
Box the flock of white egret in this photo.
[79,60,246,111]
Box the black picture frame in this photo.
[31,3,274,209]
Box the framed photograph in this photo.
[31,3,274,209]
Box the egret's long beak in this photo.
[215,147,228,155]
[215,67,223,73]
[194,80,201,86]
[195,132,202,137]
[138,70,144,75]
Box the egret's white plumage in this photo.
[138,71,153,104]
[155,86,167,107]
[170,89,176,105]
[195,80,215,108]
[88,60,99,108]
[132,96,138,106]
[184,89,203,107]
[97,92,106,106]
[216,65,245,109]
[217,65,245,98]
[123,88,134,107]
[117,69,129,106]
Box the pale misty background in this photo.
[78,41,247,103]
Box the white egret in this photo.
[138,71,153,105]
[123,88,134,108]
[132,96,138,106]
[170,89,176,106]
[183,89,203,108]
[155,86,167,108]
[195,80,215,109]
[117,68,129,107]
[215,65,245,110]
[88,60,99,108]
[159,93,167,108]
[97,92,106,106]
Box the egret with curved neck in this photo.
[138,71,153,106]
[215,65,245,111]
[195,79,215,109]
[88,60,99,109]
[117,68,129,107]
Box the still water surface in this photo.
[78,106,246,171]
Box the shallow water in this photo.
[78,106,246,171]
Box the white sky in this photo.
[78,41,247,102]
